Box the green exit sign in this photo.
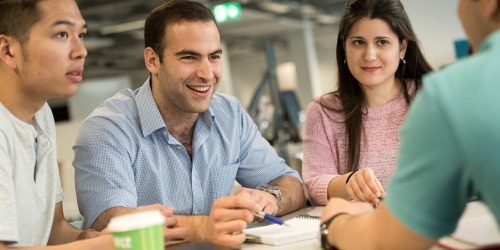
[212,2,241,23]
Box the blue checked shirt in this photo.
[73,78,300,229]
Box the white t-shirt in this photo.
[0,103,63,246]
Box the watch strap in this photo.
[320,212,348,250]
[257,184,283,210]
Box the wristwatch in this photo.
[320,213,347,250]
[257,184,283,211]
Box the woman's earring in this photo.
[343,59,347,64]
[401,57,406,64]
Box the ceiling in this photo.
[75,0,347,78]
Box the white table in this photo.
[167,202,498,250]
[241,201,499,250]
[433,201,500,249]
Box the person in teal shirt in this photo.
[319,0,500,249]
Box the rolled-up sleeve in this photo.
[234,100,301,188]
[73,117,138,229]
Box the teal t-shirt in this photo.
[386,30,500,239]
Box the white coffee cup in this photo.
[108,210,165,250]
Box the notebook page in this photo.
[244,214,320,246]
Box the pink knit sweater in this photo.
[302,81,415,205]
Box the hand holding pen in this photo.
[373,196,384,208]
[345,168,385,205]
[253,211,291,227]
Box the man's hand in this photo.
[236,187,278,222]
[205,192,259,246]
[346,168,385,206]
[133,204,189,245]
[159,208,189,245]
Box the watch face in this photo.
[321,228,329,249]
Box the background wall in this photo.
[230,0,466,109]
[56,0,467,220]
[401,0,466,69]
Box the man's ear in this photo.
[492,0,500,20]
[144,47,160,76]
[0,35,17,69]
[482,0,500,20]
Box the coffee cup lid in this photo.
[108,210,165,232]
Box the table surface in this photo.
[166,202,498,250]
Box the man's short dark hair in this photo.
[0,0,43,45]
[144,0,218,63]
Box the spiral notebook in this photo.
[244,214,320,246]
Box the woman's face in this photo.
[345,17,407,91]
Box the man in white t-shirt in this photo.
[0,0,186,248]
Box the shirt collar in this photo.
[136,77,216,137]
[136,77,166,137]
[479,30,500,52]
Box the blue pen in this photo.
[253,211,290,227]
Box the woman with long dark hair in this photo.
[302,0,432,206]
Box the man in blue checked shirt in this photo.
[73,0,306,247]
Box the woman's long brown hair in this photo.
[321,0,433,172]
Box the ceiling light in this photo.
[100,20,145,35]
[257,1,292,14]
[84,37,116,50]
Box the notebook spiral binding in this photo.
[296,214,320,220]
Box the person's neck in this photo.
[362,79,402,108]
[161,110,197,159]
[150,78,199,142]
[162,111,198,137]
[0,74,45,123]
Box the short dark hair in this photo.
[144,0,218,63]
[0,0,42,45]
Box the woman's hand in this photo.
[345,168,385,206]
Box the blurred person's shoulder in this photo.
[424,32,500,95]
[423,54,498,100]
